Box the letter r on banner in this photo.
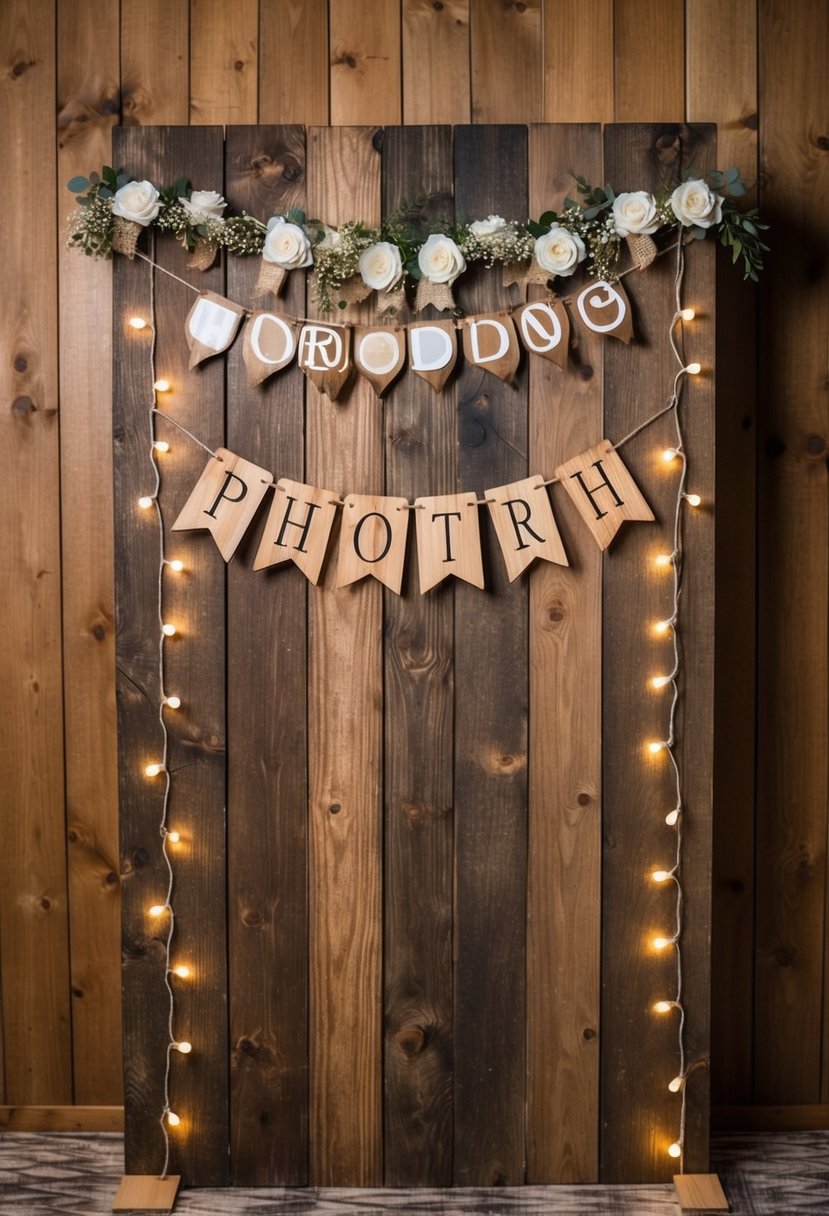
[485,475,568,580]
[172,447,273,561]
[554,439,654,550]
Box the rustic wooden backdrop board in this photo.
[112,122,715,1188]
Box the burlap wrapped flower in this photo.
[416,233,466,311]
[257,215,314,296]
[111,180,162,257]
[534,225,587,278]
[670,179,723,229]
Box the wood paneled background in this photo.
[0,0,826,1160]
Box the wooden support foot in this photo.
[673,1173,730,1212]
[112,1174,181,1211]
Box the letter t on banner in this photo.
[555,439,654,550]
[485,474,568,580]
[172,447,273,560]
[414,493,485,593]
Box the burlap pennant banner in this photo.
[172,447,273,561]
[555,439,654,550]
[461,313,521,384]
[185,291,247,369]
[414,493,485,594]
[513,298,570,369]
[574,279,633,343]
[297,322,352,401]
[353,325,406,397]
[336,494,410,594]
[485,474,569,580]
[243,311,299,387]
[407,321,458,392]
[253,478,339,584]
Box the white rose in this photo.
[418,233,466,284]
[359,241,403,291]
[612,191,659,236]
[112,180,161,226]
[469,214,508,238]
[262,216,313,268]
[179,190,227,221]
[534,225,587,277]
[670,179,723,228]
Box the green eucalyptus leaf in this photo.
[67,175,90,193]
[726,165,741,184]
[98,186,113,199]
[729,180,746,197]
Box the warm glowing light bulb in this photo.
[138,495,155,510]
[162,623,177,637]
[661,447,679,463]
[648,741,666,755]
[686,362,701,376]
[167,830,181,844]
[653,1000,674,1014]
[652,935,673,951]
[668,1075,684,1093]
[679,308,695,322]
[168,559,185,572]
[667,1142,682,1159]
[153,440,170,454]
[651,675,671,690]
[128,316,148,330]
[685,492,702,508]
[665,809,680,827]
[165,695,181,710]
[172,964,191,979]
[148,904,167,918]
[654,619,672,636]
[174,1041,192,1054]
[167,1111,181,1127]
[654,552,673,568]
[145,762,164,778]
[154,378,171,393]
[652,869,672,883]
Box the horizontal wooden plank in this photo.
[712,1104,829,1132]
[0,1105,125,1132]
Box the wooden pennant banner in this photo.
[555,439,654,550]
[336,494,410,594]
[243,310,298,387]
[172,447,273,560]
[461,312,521,383]
[252,478,339,585]
[575,279,633,343]
[414,492,485,593]
[513,297,570,369]
[297,322,352,400]
[185,291,247,369]
[407,320,458,392]
[485,474,568,580]
[353,325,406,397]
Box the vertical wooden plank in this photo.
[402,0,470,125]
[686,0,759,1108]
[224,124,309,1186]
[613,0,685,121]
[259,0,329,124]
[121,0,189,124]
[470,0,542,123]
[0,0,71,1108]
[382,125,455,1187]
[190,0,259,125]
[756,0,829,1105]
[330,0,401,125]
[57,0,123,1107]
[542,1,614,122]
[113,125,229,1186]
[600,123,715,1182]
[526,123,603,1184]
[452,124,528,1187]
[306,125,383,1186]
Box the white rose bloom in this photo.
[112,180,162,226]
[359,241,403,291]
[262,216,314,268]
[469,214,508,238]
[534,225,587,277]
[612,191,659,236]
[179,190,227,221]
[670,179,723,228]
[418,233,466,284]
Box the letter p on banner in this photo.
[555,439,654,550]
[172,447,273,561]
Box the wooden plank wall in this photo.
[0,0,826,1152]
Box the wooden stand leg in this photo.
[112,1174,181,1211]
[673,1173,730,1212]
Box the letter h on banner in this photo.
[555,439,654,550]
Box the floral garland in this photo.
[67,165,766,312]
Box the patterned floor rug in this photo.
[0,1130,827,1214]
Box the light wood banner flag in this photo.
[336,494,410,593]
[253,478,339,584]
[555,439,654,549]
[414,493,485,593]
[172,448,273,560]
[486,474,569,580]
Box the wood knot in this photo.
[242,909,263,927]
[12,59,33,78]
[105,871,118,886]
[14,354,28,373]
[396,1025,427,1057]
[773,945,795,968]
[328,802,342,815]
[484,748,526,776]
[132,847,150,869]
[582,1027,596,1041]
[402,800,428,823]
[72,987,84,999]
[577,792,592,807]
[251,154,272,171]
[743,112,759,131]
[282,160,301,182]
[579,363,594,380]
[806,434,826,455]
[817,135,829,151]
[39,896,52,911]
[234,59,245,72]
[547,603,565,624]
[12,396,35,416]
[433,0,443,9]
